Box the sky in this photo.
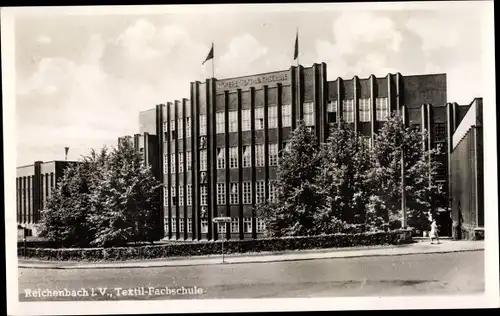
[12,2,492,166]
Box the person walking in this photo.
[430,219,440,244]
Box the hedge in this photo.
[18,229,412,262]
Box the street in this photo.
[18,251,484,301]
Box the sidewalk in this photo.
[18,239,484,270]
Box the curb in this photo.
[18,247,484,270]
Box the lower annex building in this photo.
[121,62,485,241]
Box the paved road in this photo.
[18,251,484,301]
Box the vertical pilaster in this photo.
[156,103,165,240]
[387,73,392,117]
[250,87,257,239]
[353,76,359,134]
[224,90,231,239]
[174,101,180,240]
[263,86,270,203]
[237,89,244,240]
[319,63,328,143]
[182,98,188,240]
[291,67,297,129]
[206,79,215,240]
[166,102,172,239]
[337,77,343,123]
[22,177,26,224]
[297,66,303,123]
[446,102,454,214]
[370,75,376,142]
[395,73,402,115]
[189,82,200,240]
[33,161,42,223]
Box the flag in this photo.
[202,43,214,65]
[293,30,299,60]
[64,147,69,160]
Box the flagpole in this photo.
[212,42,215,79]
[296,28,299,67]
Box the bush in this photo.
[19,229,412,261]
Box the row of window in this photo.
[328,97,390,123]
[165,143,288,174]
[164,98,391,141]
[164,181,278,207]
[165,217,266,234]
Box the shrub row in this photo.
[18,229,412,262]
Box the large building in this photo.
[16,160,77,236]
[122,62,483,241]
[449,98,484,240]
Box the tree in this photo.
[260,122,322,237]
[38,141,163,248]
[38,148,109,247]
[368,113,444,231]
[314,120,373,233]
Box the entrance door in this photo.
[436,211,452,237]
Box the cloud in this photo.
[405,15,460,52]
[333,11,403,55]
[218,33,268,77]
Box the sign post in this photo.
[212,217,232,263]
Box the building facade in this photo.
[122,62,481,241]
[449,98,484,240]
[16,160,77,236]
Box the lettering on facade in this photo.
[216,72,290,92]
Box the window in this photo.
[327,100,337,123]
[242,146,252,168]
[201,219,208,233]
[230,183,239,205]
[343,99,354,123]
[163,122,170,140]
[217,183,226,205]
[187,184,192,206]
[376,97,389,121]
[164,218,169,234]
[434,122,446,142]
[179,220,184,233]
[303,102,315,126]
[282,104,292,127]
[217,148,225,169]
[187,218,192,233]
[200,150,207,171]
[163,186,169,206]
[185,117,191,138]
[217,222,227,233]
[229,147,238,169]
[255,107,264,130]
[200,186,208,206]
[361,136,372,148]
[268,106,278,129]
[269,143,278,166]
[186,151,192,171]
[231,218,239,233]
[199,115,207,135]
[163,154,168,174]
[242,182,252,204]
[170,153,176,174]
[229,111,238,132]
[171,186,177,206]
[170,120,177,140]
[268,180,278,202]
[243,218,252,233]
[171,218,177,233]
[216,112,225,134]
[179,185,184,206]
[242,109,251,131]
[256,180,265,204]
[359,98,371,122]
[178,118,184,139]
[257,218,266,233]
[256,144,265,167]
[178,153,184,173]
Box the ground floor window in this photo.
[171,217,177,233]
[179,219,184,233]
[243,218,252,233]
[231,218,239,233]
[201,219,208,233]
[217,222,227,233]
[187,218,192,233]
[256,218,266,233]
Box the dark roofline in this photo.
[16,160,79,169]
